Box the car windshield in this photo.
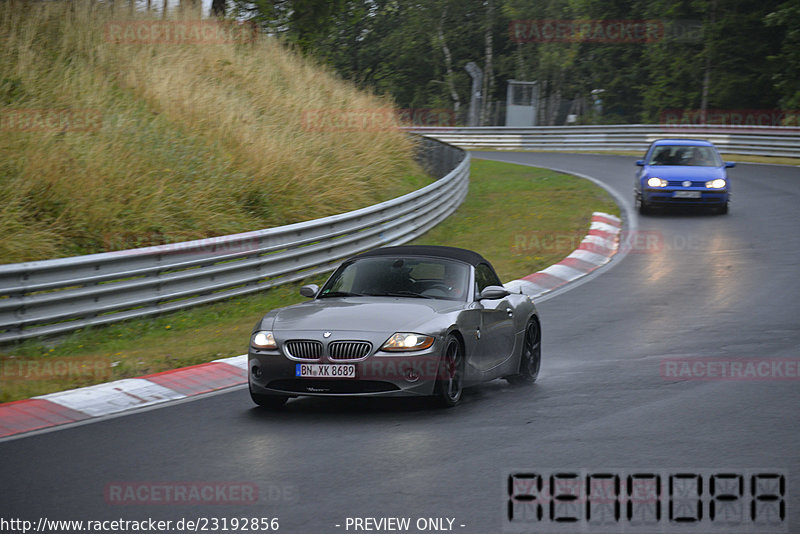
[318,256,470,301]
[648,145,722,166]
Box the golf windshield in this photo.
[648,145,722,166]
[319,257,470,301]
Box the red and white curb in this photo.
[504,212,621,297]
[0,211,621,439]
[0,355,248,439]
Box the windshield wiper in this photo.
[366,291,434,299]
[318,291,364,298]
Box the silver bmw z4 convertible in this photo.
[248,245,541,408]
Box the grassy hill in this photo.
[0,3,427,264]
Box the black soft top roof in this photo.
[354,245,490,268]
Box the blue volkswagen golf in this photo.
[635,139,735,215]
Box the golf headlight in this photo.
[647,177,668,188]
[706,179,726,189]
[251,331,277,349]
[381,333,435,352]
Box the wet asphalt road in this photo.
[1,152,798,534]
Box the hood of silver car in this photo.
[272,297,462,332]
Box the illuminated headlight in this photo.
[705,179,726,189]
[381,333,435,352]
[251,331,277,349]
[647,177,668,188]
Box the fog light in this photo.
[251,365,262,378]
[405,369,420,383]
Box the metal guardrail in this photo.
[0,136,469,343]
[409,125,800,159]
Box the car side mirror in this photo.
[478,285,510,300]
[300,284,319,298]
[636,160,645,166]
[725,161,736,168]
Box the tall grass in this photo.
[0,3,425,263]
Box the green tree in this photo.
[641,0,785,122]
[230,0,794,125]
[232,0,346,52]
[766,1,800,111]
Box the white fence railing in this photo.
[409,125,800,158]
[0,137,469,343]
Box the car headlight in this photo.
[647,177,668,188]
[251,330,277,349]
[381,333,435,352]
[705,179,726,189]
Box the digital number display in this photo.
[504,469,786,532]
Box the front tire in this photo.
[433,335,464,407]
[506,319,541,386]
[637,196,651,215]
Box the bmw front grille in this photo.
[328,341,372,361]
[285,340,322,360]
[283,340,371,361]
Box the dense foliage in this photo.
[232,0,799,125]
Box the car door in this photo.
[474,263,516,370]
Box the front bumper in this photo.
[248,349,444,398]
[643,188,728,206]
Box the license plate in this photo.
[673,190,701,198]
[295,364,356,378]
